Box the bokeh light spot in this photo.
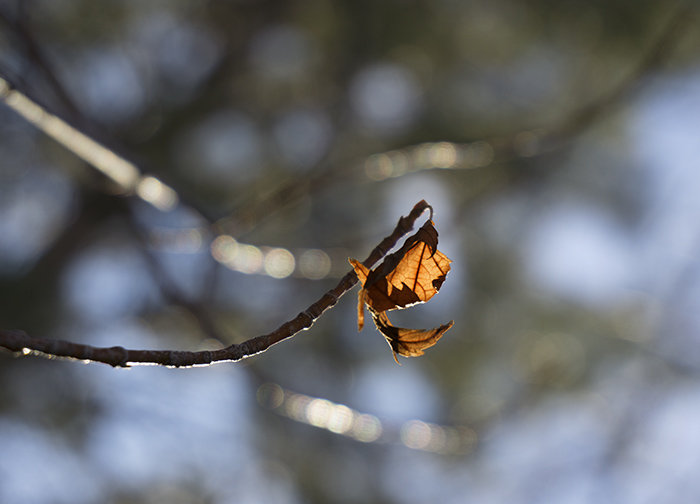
[264,248,295,278]
[401,420,432,450]
[306,399,333,427]
[365,153,394,181]
[351,414,383,443]
[257,383,285,409]
[418,142,458,169]
[135,176,178,211]
[326,404,354,434]
[234,245,264,274]
[210,235,238,264]
[211,235,264,274]
[298,249,331,279]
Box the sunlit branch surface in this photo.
[0,76,177,211]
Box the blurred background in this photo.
[2,0,700,502]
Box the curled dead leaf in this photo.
[349,216,453,362]
[373,311,454,364]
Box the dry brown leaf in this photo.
[349,217,453,362]
[373,311,454,364]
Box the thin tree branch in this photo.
[0,200,431,368]
[0,4,82,120]
[121,204,226,343]
[212,1,695,238]
[539,0,694,149]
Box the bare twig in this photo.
[0,5,81,119]
[0,200,432,367]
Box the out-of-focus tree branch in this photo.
[0,4,81,119]
[540,0,695,148]
[1,1,691,241]
[214,0,695,238]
